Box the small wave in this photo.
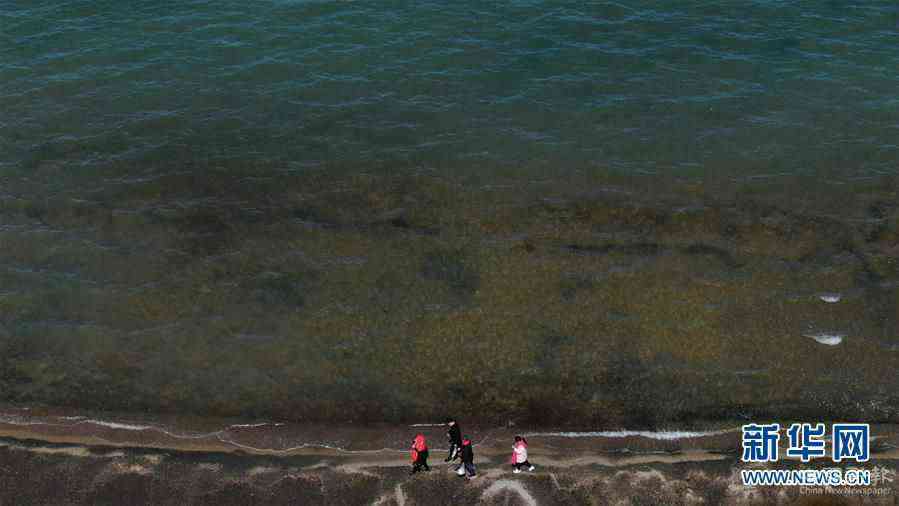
[214,435,404,455]
[228,422,286,429]
[0,413,401,454]
[523,429,733,440]
[74,419,224,440]
[817,293,842,303]
[0,418,53,427]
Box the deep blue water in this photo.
[2,0,898,180]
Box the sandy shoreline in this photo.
[2,427,898,506]
[2,408,898,504]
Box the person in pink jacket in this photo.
[510,435,535,473]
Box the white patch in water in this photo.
[817,293,842,303]
[523,429,731,440]
[803,333,845,346]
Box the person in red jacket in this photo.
[410,433,430,474]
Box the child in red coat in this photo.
[410,433,430,474]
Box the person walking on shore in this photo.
[410,434,430,474]
[455,437,477,479]
[444,417,463,463]
[511,436,535,473]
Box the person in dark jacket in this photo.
[410,434,430,474]
[444,417,463,463]
[455,437,476,479]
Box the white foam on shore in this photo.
[0,418,54,426]
[0,416,217,439]
[80,419,225,440]
[523,429,733,440]
[85,420,154,431]
[4,412,728,452]
[818,293,842,303]
[214,434,405,454]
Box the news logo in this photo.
[741,423,870,463]
[742,423,780,463]
[832,424,870,463]
[785,423,827,462]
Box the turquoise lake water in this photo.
[3,0,897,179]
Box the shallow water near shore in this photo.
[3,168,899,425]
[0,404,744,454]
[2,405,897,457]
